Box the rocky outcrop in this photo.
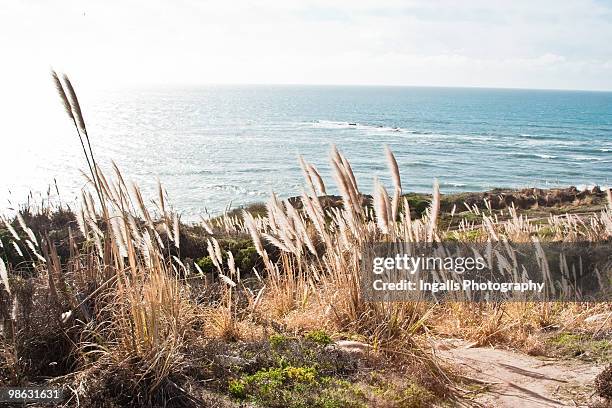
[287,186,608,214]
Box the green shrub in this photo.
[548,332,611,361]
[401,194,431,217]
[229,365,364,407]
[236,246,258,271]
[228,379,247,399]
[395,382,436,408]
[306,330,332,346]
[270,334,287,348]
[196,256,215,273]
[448,228,483,242]
[196,241,258,274]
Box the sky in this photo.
[1,0,612,92]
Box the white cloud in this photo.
[1,0,612,90]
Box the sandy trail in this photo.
[434,339,603,407]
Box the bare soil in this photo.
[435,338,605,407]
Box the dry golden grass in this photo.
[0,73,610,406]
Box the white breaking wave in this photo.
[572,156,603,161]
[312,120,410,133]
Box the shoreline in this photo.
[229,184,609,220]
[1,184,608,274]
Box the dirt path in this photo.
[434,339,603,407]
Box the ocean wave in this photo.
[576,184,602,192]
[554,146,609,155]
[247,190,268,196]
[312,120,412,133]
[156,169,215,176]
[210,184,245,193]
[404,161,432,168]
[518,139,583,148]
[311,121,512,146]
[457,135,496,142]
[571,156,603,161]
[508,152,557,159]
[517,133,561,140]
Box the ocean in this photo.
[2,85,611,219]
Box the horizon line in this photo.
[105,81,612,93]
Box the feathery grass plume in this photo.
[483,216,499,241]
[172,255,186,273]
[218,273,237,287]
[52,71,107,218]
[25,240,46,263]
[243,210,264,256]
[385,146,402,222]
[336,148,363,216]
[339,151,358,192]
[308,163,326,195]
[373,178,390,234]
[158,179,167,219]
[427,179,440,242]
[212,235,222,263]
[62,74,87,134]
[84,212,104,255]
[11,242,23,257]
[199,216,214,234]
[126,213,143,243]
[265,193,281,231]
[267,197,293,238]
[194,261,205,277]
[51,70,74,121]
[226,251,237,277]
[1,217,20,241]
[268,214,301,254]
[263,232,290,252]
[300,192,326,241]
[0,258,9,294]
[76,208,87,236]
[16,213,37,246]
[131,182,153,226]
[84,191,98,221]
[172,212,180,249]
[607,187,612,210]
[287,199,316,255]
[112,161,136,211]
[207,238,222,272]
[298,155,316,196]
[330,146,359,219]
[401,197,414,241]
[385,146,402,192]
[95,167,115,200]
[110,216,128,259]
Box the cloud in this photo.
[1,0,612,90]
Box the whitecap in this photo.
[507,152,557,159]
[311,120,409,133]
[571,156,603,161]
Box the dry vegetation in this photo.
[0,74,611,407]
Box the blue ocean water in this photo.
[3,86,611,218]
